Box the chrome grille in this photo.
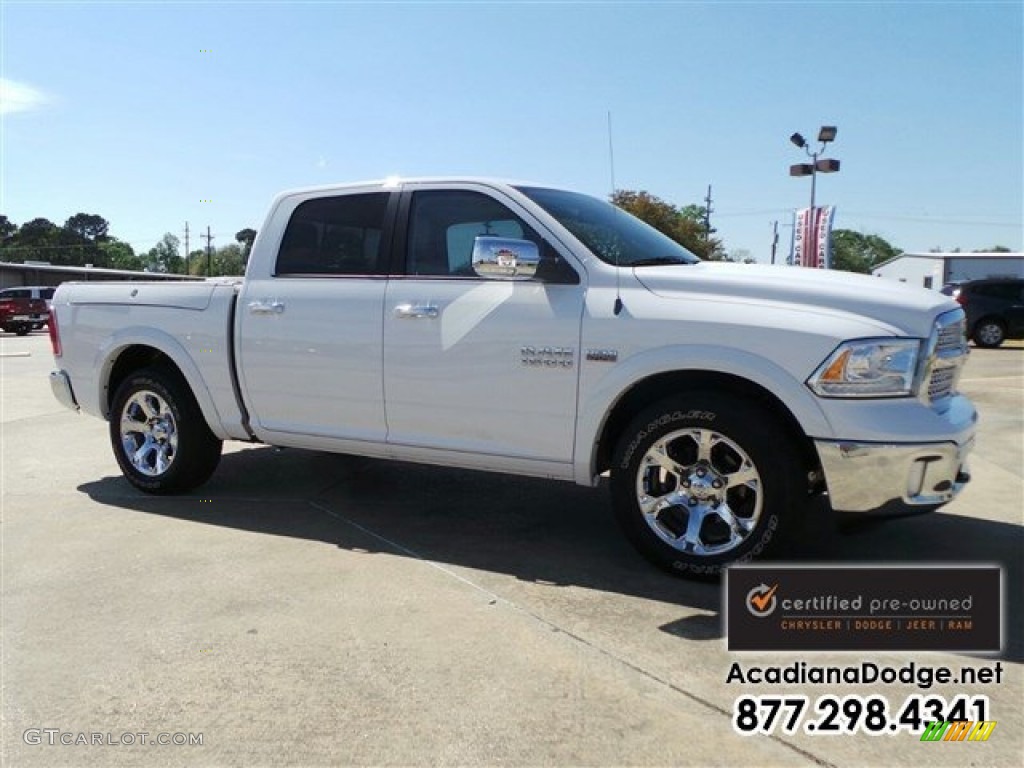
[935,316,966,354]
[925,310,968,405]
[928,366,957,401]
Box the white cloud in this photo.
[0,78,48,115]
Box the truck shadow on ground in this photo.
[79,445,1022,661]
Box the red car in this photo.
[0,286,53,336]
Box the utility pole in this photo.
[201,226,214,277]
[703,184,714,241]
[770,220,779,265]
[184,222,190,275]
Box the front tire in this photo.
[109,367,222,494]
[610,393,805,576]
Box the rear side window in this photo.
[276,193,390,276]
[972,282,1022,301]
[1,289,30,300]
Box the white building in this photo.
[872,252,1024,289]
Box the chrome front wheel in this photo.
[611,393,803,576]
[635,428,763,557]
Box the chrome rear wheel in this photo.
[109,367,222,494]
[119,390,179,476]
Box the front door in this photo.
[383,186,584,463]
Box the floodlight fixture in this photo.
[818,125,837,143]
[815,158,840,173]
[790,163,814,177]
[790,132,807,148]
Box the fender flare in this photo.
[94,326,231,441]
[573,344,834,485]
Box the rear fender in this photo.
[95,327,234,441]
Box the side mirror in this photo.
[471,237,540,281]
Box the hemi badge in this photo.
[586,349,618,363]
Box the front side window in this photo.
[276,193,390,276]
[406,190,542,277]
[516,186,700,267]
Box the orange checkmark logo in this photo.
[747,583,779,617]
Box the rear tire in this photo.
[109,367,222,494]
[610,393,805,577]
[972,318,1005,348]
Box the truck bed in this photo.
[51,279,250,441]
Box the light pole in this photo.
[789,125,840,215]
[789,126,840,267]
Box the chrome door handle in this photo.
[248,300,285,315]
[393,303,439,319]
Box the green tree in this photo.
[610,190,725,259]
[216,243,246,276]
[145,233,183,273]
[99,238,142,271]
[59,213,111,266]
[975,245,1012,253]
[10,217,63,263]
[187,249,207,275]
[830,230,901,274]
[0,215,16,246]
[64,213,109,242]
[187,244,245,276]
[235,228,257,259]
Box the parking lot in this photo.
[2,331,1021,767]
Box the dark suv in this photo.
[0,286,54,336]
[947,278,1024,348]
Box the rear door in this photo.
[1008,281,1024,335]
[237,188,397,443]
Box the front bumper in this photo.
[815,438,973,512]
[49,370,80,412]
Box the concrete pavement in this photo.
[2,332,1021,767]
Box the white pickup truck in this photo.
[48,178,976,575]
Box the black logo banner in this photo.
[725,565,1001,652]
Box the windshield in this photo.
[515,186,700,267]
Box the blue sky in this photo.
[2,1,1021,262]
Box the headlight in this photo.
[807,338,922,398]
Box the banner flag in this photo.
[792,208,811,267]
[791,206,837,268]
[815,205,836,269]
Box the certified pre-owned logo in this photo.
[746,582,779,617]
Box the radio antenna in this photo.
[608,110,623,316]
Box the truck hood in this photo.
[633,262,957,338]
